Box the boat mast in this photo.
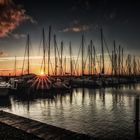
[88,45,90,75]
[14,56,16,76]
[90,40,93,75]
[64,56,66,75]
[114,40,117,76]
[81,35,84,76]
[48,26,51,76]
[54,34,57,76]
[112,51,114,76]
[137,60,140,75]
[133,56,136,76]
[43,28,46,74]
[128,54,131,76]
[69,42,72,76]
[101,28,104,74]
[121,48,124,75]
[60,41,63,76]
[100,54,102,73]
[27,34,30,75]
[118,45,121,76]
[93,44,96,75]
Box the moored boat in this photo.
[0,81,11,96]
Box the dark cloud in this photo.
[61,24,90,33]
[71,0,93,11]
[10,33,26,39]
[62,26,89,33]
[0,0,35,38]
[60,19,92,33]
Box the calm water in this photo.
[1,84,140,139]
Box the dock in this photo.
[0,111,94,140]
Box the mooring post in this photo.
[135,95,139,138]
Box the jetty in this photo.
[0,111,94,140]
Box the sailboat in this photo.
[0,80,11,96]
[9,34,36,92]
[28,28,70,91]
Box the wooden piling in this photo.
[135,95,139,138]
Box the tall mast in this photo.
[118,45,121,76]
[121,48,124,75]
[27,34,30,75]
[112,51,114,75]
[90,40,93,75]
[15,56,16,76]
[43,28,46,74]
[101,28,104,74]
[93,44,96,75]
[88,45,91,75]
[81,35,84,76]
[129,55,132,76]
[100,54,102,73]
[60,41,63,76]
[114,40,117,76]
[137,60,140,75]
[77,63,79,76]
[133,56,136,76]
[69,42,72,76]
[48,26,51,76]
[128,54,131,76]
[54,34,57,76]
[64,56,66,75]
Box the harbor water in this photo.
[0,84,140,139]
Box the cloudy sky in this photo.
[0,0,140,74]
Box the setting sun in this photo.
[40,71,44,76]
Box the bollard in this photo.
[135,95,139,138]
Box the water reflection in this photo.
[0,84,140,139]
[0,97,11,108]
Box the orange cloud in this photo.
[0,0,35,38]
[0,0,11,5]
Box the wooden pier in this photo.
[0,111,94,140]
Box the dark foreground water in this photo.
[0,84,140,139]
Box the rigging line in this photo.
[28,37,33,70]
[55,40,61,63]
[92,44,97,74]
[29,37,33,55]
[84,49,89,72]
[73,59,78,75]
[50,59,54,75]
[22,40,27,75]
[95,53,100,74]
[74,43,82,75]
[89,39,99,74]
[106,60,111,74]
[38,36,43,55]
[83,38,89,73]
[103,35,112,63]
[40,58,44,73]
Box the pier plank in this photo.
[0,111,94,140]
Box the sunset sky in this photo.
[0,0,140,75]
